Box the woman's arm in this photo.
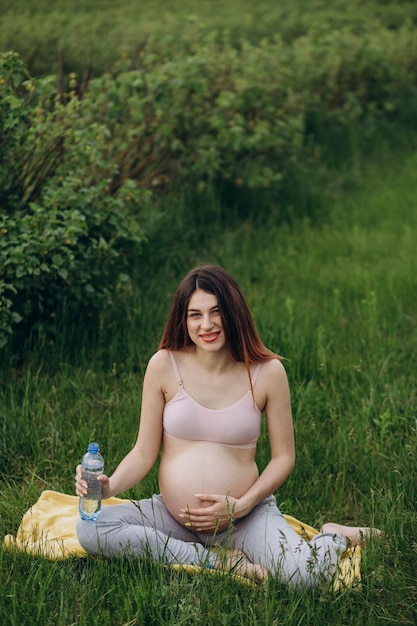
[75,351,166,499]
[235,358,295,516]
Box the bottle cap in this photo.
[87,442,100,453]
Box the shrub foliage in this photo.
[1,21,417,347]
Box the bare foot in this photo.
[321,522,382,547]
[212,547,269,583]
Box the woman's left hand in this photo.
[179,494,239,532]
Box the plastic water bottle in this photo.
[79,442,104,521]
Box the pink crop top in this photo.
[163,352,262,449]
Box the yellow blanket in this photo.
[3,490,360,591]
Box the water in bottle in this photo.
[79,442,104,521]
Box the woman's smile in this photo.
[200,331,221,343]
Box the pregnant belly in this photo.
[159,437,259,528]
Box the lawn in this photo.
[1,137,416,625]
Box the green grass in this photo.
[1,132,417,623]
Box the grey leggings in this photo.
[76,494,347,589]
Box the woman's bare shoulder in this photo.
[259,357,287,376]
[144,349,173,380]
[145,349,182,401]
[258,358,289,390]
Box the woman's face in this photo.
[186,289,226,351]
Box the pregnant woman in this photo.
[75,264,379,588]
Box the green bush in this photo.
[2,0,417,77]
[0,52,148,348]
[1,21,417,347]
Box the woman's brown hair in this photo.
[159,265,279,371]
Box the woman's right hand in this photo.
[75,464,86,497]
[75,464,112,499]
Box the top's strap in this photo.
[169,351,183,387]
[252,363,262,386]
